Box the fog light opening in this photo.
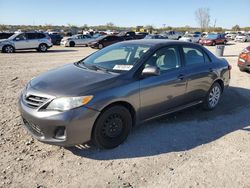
[54,126,66,140]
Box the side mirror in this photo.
[141,66,160,77]
[15,37,20,41]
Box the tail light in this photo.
[238,53,248,65]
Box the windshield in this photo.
[8,33,21,39]
[79,43,151,73]
[205,34,218,39]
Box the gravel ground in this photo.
[0,42,250,188]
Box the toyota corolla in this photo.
[18,40,231,149]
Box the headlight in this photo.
[46,96,93,111]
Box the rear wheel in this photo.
[3,45,14,53]
[203,82,222,110]
[212,41,216,46]
[69,41,75,47]
[92,106,132,149]
[38,43,48,52]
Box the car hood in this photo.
[0,39,8,43]
[29,63,117,97]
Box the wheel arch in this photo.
[213,79,224,92]
[2,44,15,51]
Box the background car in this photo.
[144,34,167,39]
[0,32,52,53]
[160,30,184,40]
[0,32,14,39]
[49,34,63,45]
[179,33,201,43]
[60,34,93,47]
[225,33,237,40]
[88,35,124,49]
[235,34,250,42]
[199,33,227,46]
[238,46,250,72]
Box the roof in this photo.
[120,39,198,47]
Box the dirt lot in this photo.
[0,42,250,188]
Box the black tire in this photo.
[203,82,222,110]
[239,68,246,72]
[38,43,48,52]
[92,105,132,149]
[212,41,216,46]
[69,41,75,47]
[3,45,14,53]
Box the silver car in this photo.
[0,32,53,53]
[60,34,93,47]
[19,40,231,149]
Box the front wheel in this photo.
[92,106,132,149]
[3,45,14,53]
[203,82,222,110]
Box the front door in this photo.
[13,33,28,49]
[139,46,187,121]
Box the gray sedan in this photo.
[18,40,231,149]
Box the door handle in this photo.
[177,74,185,80]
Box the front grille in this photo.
[24,95,48,108]
[23,118,44,137]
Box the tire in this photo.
[98,43,104,49]
[69,41,75,47]
[203,82,222,110]
[212,41,216,46]
[92,105,132,149]
[38,43,48,52]
[3,45,14,53]
[239,68,246,72]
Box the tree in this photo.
[195,8,210,32]
[106,22,115,30]
[232,25,240,31]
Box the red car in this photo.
[199,34,227,46]
[238,46,250,72]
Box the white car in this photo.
[60,34,93,47]
[225,33,237,40]
[0,32,52,53]
[179,34,201,43]
[235,34,250,42]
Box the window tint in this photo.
[26,33,37,39]
[145,46,181,71]
[183,47,205,65]
[26,33,45,39]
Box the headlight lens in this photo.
[46,95,93,111]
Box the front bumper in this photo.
[60,41,69,47]
[18,95,100,146]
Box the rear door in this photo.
[139,46,187,121]
[181,45,216,102]
[26,33,41,48]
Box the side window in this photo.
[145,46,181,72]
[26,33,37,40]
[183,47,205,65]
[37,33,45,39]
[15,33,26,40]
